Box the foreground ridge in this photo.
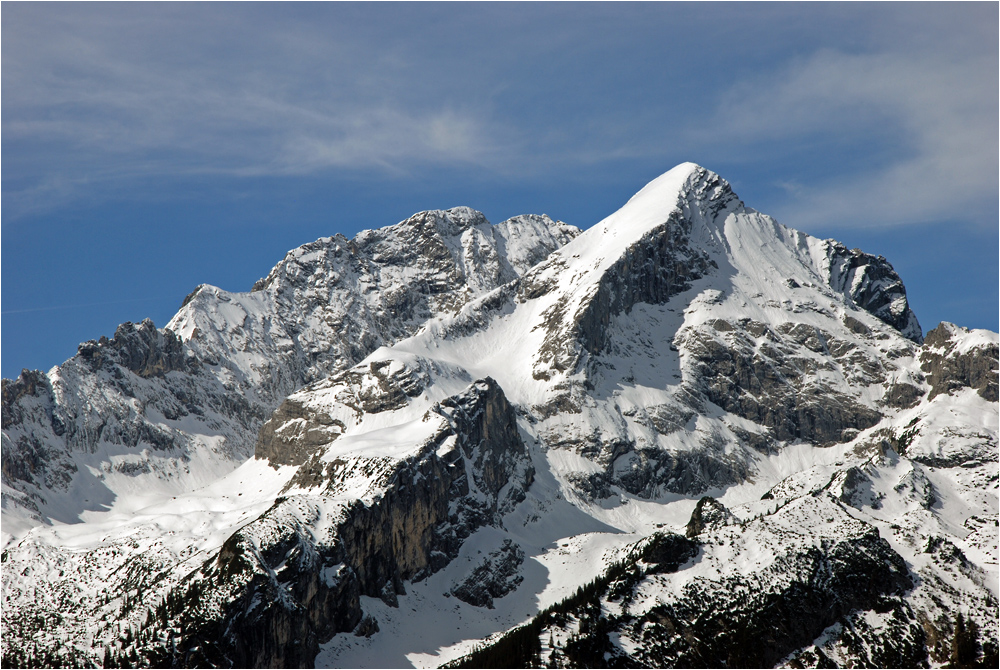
[2,164,996,669]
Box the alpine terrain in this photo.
[2,163,997,669]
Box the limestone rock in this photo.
[920,322,999,401]
[685,496,736,537]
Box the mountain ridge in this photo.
[2,163,996,669]
[1,208,578,540]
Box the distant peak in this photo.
[392,206,490,239]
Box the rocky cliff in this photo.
[141,378,533,668]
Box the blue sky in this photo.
[2,2,997,380]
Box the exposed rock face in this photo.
[681,321,886,446]
[172,501,364,669]
[2,370,56,432]
[437,379,534,512]
[148,378,533,668]
[836,465,884,509]
[254,358,429,468]
[233,208,578,387]
[920,322,999,401]
[574,215,718,369]
[1,371,59,493]
[685,495,736,537]
[450,539,526,608]
[77,319,189,378]
[495,166,928,507]
[892,464,937,509]
[824,243,923,343]
[254,398,348,468]
[639,531,700,574]
[569,445,751,501]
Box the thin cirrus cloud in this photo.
[1,3,517,208]
[273,107,511,175]
[4,50,507,175]
[2,2,996,231]
[698,49,998,230]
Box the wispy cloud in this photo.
[697,49,997,229]
[1,3,524,216]
[2,2,996,230]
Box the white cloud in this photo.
[2,3,996,231]
[0,3,520,203]
[699,50,998,229]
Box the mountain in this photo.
[2,164,996,669]
[1,209,578,538]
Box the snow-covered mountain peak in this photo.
[588,163,922,346]
[558,163,737,271]
[353,206,488,249]
[2,207,579,538]
[3,164,996,670]
[616,162,735,215]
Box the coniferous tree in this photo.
[951,613,981,668]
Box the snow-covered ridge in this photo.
[1,208,579,541]
[2,163,996,669]
[923,321,998,356]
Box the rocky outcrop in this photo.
[575,214,718,366]
[450,539,525,608]
[254,398,347,468]
[883,381,924,408]
[77,319,189,378]
[244,209,578,367]
[920,322,998,401]
[685,495,737,537]
[146,378,532,668]
[571,447,751,500]
[836,466,884,510]
[0,371,69,510]
[436,378,533,511]
[825,243,923,343]
[255,358,428,468]
[638,532,700,574]
[1,370,54,431]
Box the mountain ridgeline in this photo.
[2,164,996,669]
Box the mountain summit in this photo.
[2,164,996,668]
